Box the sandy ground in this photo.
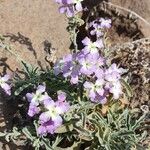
[0,0,71,73]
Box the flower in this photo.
[99,18,111,28]
[54,53,81,84]
[26,85,51,106]
[0,74,11,95]
[56,0,83,17]
[73,0,83,11]
[105,63,122,82]
[105,64,123,99]
[95,68,105,79]
[89,18,111,37]
[59,4,75,17]
[90,23,103,37]
[56,91,70,114]
[37,120,56,135]
[84,79,105,100]
[28,103,40,117]
[38,91,70,135]
[78,53,98,75]
[82,37,103,54]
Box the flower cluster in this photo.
[26,85,70,135]
[55,0,83,17]
[0,74,11,95]
[89,18,111,38]
[54,35,123,103]
[84,63,123,103]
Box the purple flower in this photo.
[38,95,70,135]
[59,4,75,17]
[56,0,73,4]
[95,68,105,79]
[105,64,122,82]
[37,120,56,135]
[78,53,97,75]
[73,0,83,11]
[0,74,11,95]
[56,0,75,17]
[53,59,65,75]
[56,0,83,17]
[82,37,103,54]
[26,85,51,106]
[105,64,123,99]
[56,91,70,114]
[28,103,40,117]
[105,81,122,99]
[99,18,111,28]
[90,23,103,37]
[57,90,67,101]
[84,79,105,100]
[92,94,107,104]
[54,53,81,84]
[89,18,111,37]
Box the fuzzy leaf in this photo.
[120,79,133,97]
[55,124,73,133]
[14,83,33,95]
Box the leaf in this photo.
[41,138,53,150]
[52,136,62,149]
[0,132,6,137]
[132,114,146,130]
[55,123,73,133]
[22,127,35,141]
[120,79,133,97]
[14,83,33,95]
[74,125,93,141]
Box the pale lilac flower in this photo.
[56,91,70,114]
[90,23,103,37]
[57,90,67,101]
[63,54,81,84]
[95,68,105,79]
[105,63,122,82]
[38,96,70,135]
[89,18,111,37]
[38,120,56,135]
[110,81,122,99]
[105,64,123,99]
[92,94,107,104]
[54,53,81,84]
[26,85,51,106]
[105,81,122,99]
[94,55,105,69]
[53,59,65,75]
[56,0,73,4]
[56,0,75,17]
[73,0,83,11]
[0,74,11,95]
[41,98,69,122]
[84,79,105,100]
[56,0,83,17]
[78,53,98,75]
[82,37,103,54]
[28,103,40,117]
[99,18,111,28]
[59,4,75,17]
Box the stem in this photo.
[73,27,78,53]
